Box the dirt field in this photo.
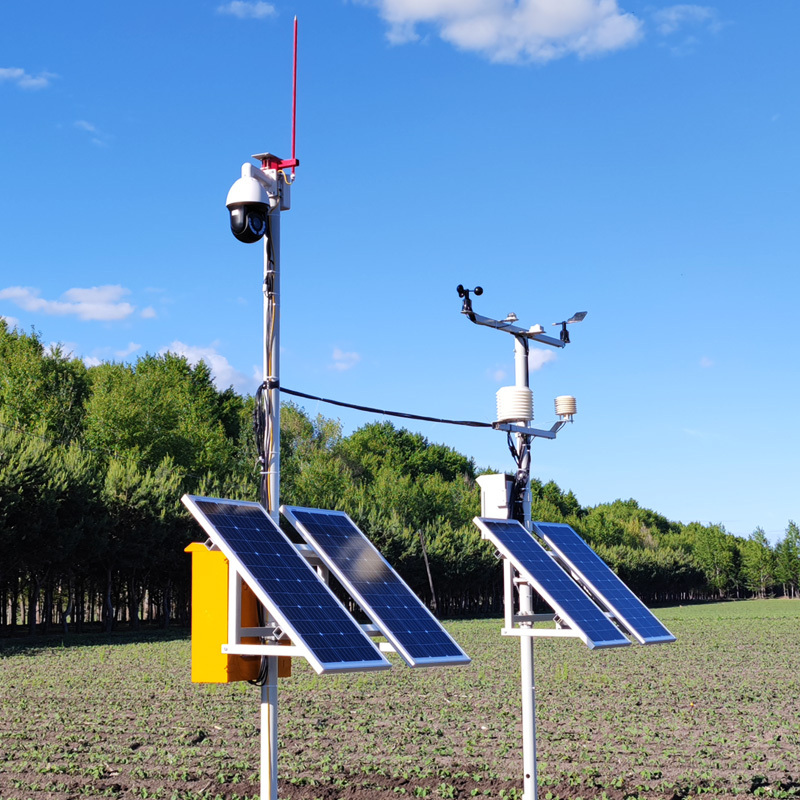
[2,600,800,799]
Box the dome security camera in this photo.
[226,172,273,244]
[226,175,270,243]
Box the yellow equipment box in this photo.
[185,542,291,682]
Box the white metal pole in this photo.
[261,192,281,800]
[262,211,281,523]
[260,658,279,800]
[519,583,538,800]
[514,334,538,800]
[514,337,532,531]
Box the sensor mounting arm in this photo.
[456,285,566,348]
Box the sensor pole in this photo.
[512,332,538,800]
[458,288,586,800]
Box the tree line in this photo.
[1,321,798,636]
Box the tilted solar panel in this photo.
[182,495,391,674]
[473,517,630,650]
[281,506,471,667]
[532,522,676,644]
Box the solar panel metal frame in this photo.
[532,521,676,645]
[281,505,471,668]
[473,517,631,650]
[182,495,391,675]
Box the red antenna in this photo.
[291,16,298,176]
[265,19,299,174]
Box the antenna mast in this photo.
[291,16,298,176]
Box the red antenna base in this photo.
[252,153,300,171]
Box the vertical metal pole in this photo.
[514,335,538,800]
[260,658,279,800]
[519,583,538,800]
[513,336,532,533]
[262,211,280,522]
[261,200,281,800]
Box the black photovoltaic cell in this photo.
[182,496,390,674]
[474,518,630,650]
[532,522,676,644]
[281,506,470,667]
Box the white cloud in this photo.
[0,285,136,321]
[490,367,508,382]
[140,306,157,319]
[653,4,717,35]
[162,340,251,392]
[1,314,20,329]
[115,342,141,358]
[330,347,361,371]
[74,120,98,133]
[83,355,102,368]
[74,119,111,147]
[363,0,642,63]
[529,347,557,371]
[0,67,57,90]
[217,1,276,19]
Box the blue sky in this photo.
[1,1,798,542]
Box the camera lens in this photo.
[248,213,267,238]
[230,205,268,243]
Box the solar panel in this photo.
[281,506,471,668]
[182,495,391,674]
[473,517,630,650]
[532,522,676,644]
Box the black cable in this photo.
[506,431,530,524]
[253,382,267,469]
[279,387,493,429]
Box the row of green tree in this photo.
[1,321,798,635]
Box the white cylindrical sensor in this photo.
[496,386,533,423]
[554,395,577,418]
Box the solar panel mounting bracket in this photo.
[501,627,582,640]
[223,644,305,657]
[512,613,556,625]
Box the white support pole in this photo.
[513,336,532,532]
[519,582,538,800]
[513,333,538,800]
[262,210,281,523]
[261,178,282,800]
[260,657,279,800]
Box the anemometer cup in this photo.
[457,284,483,315]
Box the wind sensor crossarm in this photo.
[456,285,585,449]
[457,285,567,348]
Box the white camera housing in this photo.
[226,163,279,244]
